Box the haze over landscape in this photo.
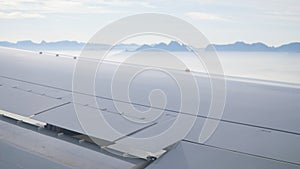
[0,0,299,46]
[1,40,300,52]
[0,0,299,84]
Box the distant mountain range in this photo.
[0,40,300,52]
[0,40,139,51]
[207,41,300,52]
[135,41,190,51]
[0,40,86,51]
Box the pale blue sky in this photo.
[0,0,299,46]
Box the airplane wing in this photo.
[0,46,300,169]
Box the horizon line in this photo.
[1,40,300,48]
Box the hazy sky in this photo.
[0,0,299,46]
